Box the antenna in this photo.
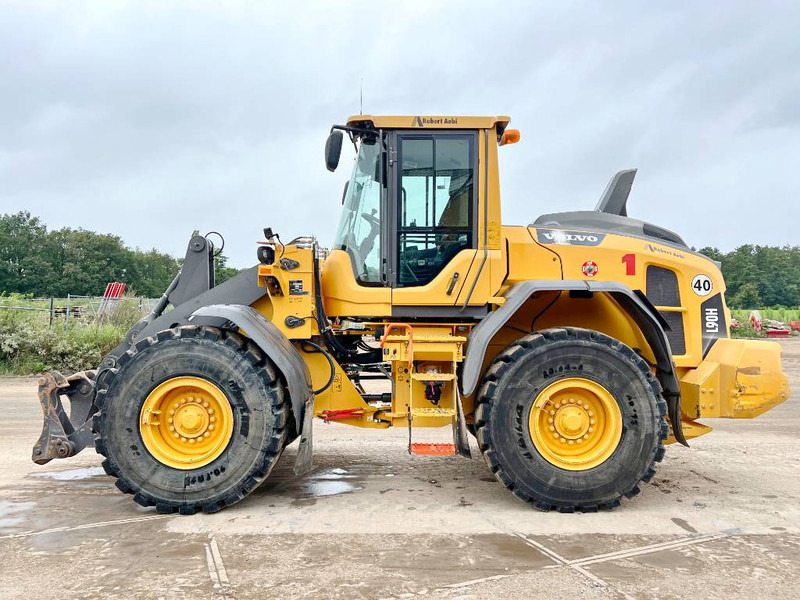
[360,78,363,115]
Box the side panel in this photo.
[523,226,728,368]
[321,250,391,318]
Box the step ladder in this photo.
[379,324,471,458]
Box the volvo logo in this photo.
[536,230,606,246]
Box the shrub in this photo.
[0,300,146,375]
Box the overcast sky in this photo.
[1,1,798,266]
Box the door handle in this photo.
[446,272,460,295]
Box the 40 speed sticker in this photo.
[691,274,713,296]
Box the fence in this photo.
[0,295,158,330]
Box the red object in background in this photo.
[791,321,800,332]
[103,282,126,299]
[766,329,791,338]
[750,311,762,333]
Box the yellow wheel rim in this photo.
[139,376,234,470]
[529,377,622,471]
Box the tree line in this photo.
[0,212,239,298]
[1,211,798,308]
[698,245,800,309]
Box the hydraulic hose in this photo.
[311,241,358,360]
[301,340,336,395]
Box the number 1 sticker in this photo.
[691,274,713,296]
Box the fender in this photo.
[461,280,687,445]
[191,304,313,435]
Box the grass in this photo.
[730,308,800,324]
[0,298,146,375]
[730,307,799,339]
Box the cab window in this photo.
[397,135,474,287]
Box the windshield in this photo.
[333,138,383,284]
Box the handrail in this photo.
[379,323,414,368]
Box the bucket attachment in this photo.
[32,371,97,465]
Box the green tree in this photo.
[697,246,723,262]
[0,212,54,294]
[214,254,241,285]
[729,282,762,309]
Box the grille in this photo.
[646,266,681,307]
[659,311,686,355]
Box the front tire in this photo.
[93,326,290,514]
[475,327,667,512]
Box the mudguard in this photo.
[461,280,687,445]
[190,304,313,435]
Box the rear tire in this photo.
[475,327,667,512]
[93,326,290,514]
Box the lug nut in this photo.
[169,426,175,432]
[203,401,210,408]
[549,425,555,432]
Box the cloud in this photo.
[0,0,798,267]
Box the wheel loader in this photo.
[32,114,790,513]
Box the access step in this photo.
[410,407,455,418]
[410,443,456,456]
[410,373,455,381]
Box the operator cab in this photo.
[330,121,477,288]
[325,115,512,301]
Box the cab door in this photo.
[389,131,487,317]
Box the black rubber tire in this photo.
[93,326,290,514]
[475,327,667,512]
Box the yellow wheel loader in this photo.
[32,115,790,513]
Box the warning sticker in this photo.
[289,280,308,295]
[581,260,599,277]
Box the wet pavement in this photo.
[1,338,799,599]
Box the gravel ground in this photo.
[1,338,798,599]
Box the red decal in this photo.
[622,253,635,276]
[582,261,599,277]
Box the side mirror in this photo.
[325,130,343,172]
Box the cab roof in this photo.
[346,114,511,131]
